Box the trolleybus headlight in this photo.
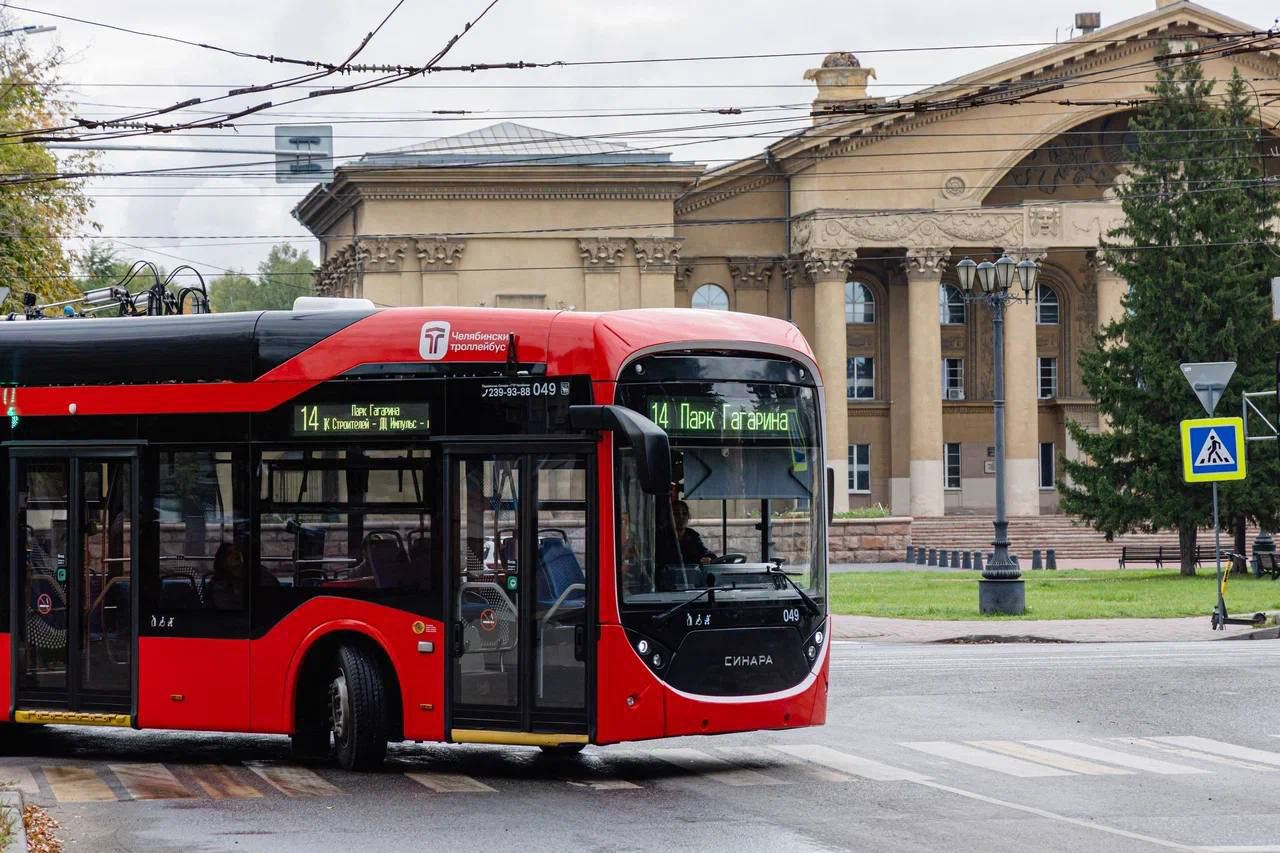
[636,639,650,655]
[807,645,817,661]
[814,631,824,646]
[651,653,663,668]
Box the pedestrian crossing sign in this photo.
[1181,417,1247,482]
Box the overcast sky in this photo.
[11,0,1280,287]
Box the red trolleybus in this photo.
[0,303,829,769]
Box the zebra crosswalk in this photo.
[2,733,1278,805]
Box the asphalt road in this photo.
[6,640,1280,852]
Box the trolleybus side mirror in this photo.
[568,404,672,495]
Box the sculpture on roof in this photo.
[821,52,861,69]
[805,53,878,121]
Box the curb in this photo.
[1218,625,1280,641]
[930,635,1074,644]
[0,790,25,853]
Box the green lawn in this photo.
[829,569,1280,620]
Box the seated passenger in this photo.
[206,542,245,610]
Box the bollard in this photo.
[951,550,960,569]
[1032,549,1042,570]
[961,550,971,569]
[916,546,926,566]
[938,549,948,568]
[1011,554,1020,569]
[974,552,983,571]
[906,545,915,563]
[1046,549,1057,570]
[927,548,938,566]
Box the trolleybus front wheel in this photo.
[330,644,389,771]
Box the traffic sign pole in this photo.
[1213,482,1225,626]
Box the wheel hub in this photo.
[329,673,350,743]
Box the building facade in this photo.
[295,0,1280,516]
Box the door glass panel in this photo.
[80,460,132,695]
[534,457,587,711]
[454,457,520,709]
[17,460,69,694]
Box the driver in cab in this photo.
[657,499,716,567]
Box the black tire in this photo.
[539,743,586,755]
[330,645,389,771]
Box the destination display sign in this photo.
[647,397,798,437]
[292,402,431,437]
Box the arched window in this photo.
[939,284,966,325]
[691,283,729,311]
[1036,283,1059,325]
[845,281,875,324]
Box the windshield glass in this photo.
[617,380,825,606]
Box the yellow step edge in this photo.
[14,709,132,727]
[450,729,588,747]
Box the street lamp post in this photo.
[955,253,1041,615]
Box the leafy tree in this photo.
[75,242,165,293]
[211,243,313,312]
[1060,60,1280,575]
[0,24,95,310]
[207,271,257,312]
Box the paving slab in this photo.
[831,612,1278,643]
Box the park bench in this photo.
[1119,545,1165,568]
[1119,545,1209,569]
[1255,551,1280,580]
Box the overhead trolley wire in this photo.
[8,17,1274,144]
[5,0,1266,73]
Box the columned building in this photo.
[296,0,1280,517]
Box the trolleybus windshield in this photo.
[616,380,824,607]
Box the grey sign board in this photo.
[275,125,333,184]
[1180,361,1236,415]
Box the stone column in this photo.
[904,247,948,518]
[415,237,466,305]
[728,257,776,316]
[579,238,628,311]
[336,245,359,299]
[806,249,855,513]
[674,263,695,308]
[632,237,682,308]
[1003,250,1044,517]
[1093,253,1127,334]
[355,238,411,306]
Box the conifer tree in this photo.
[1060,59,1280,575]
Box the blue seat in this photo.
[536,538,586,606]
[160,576,200,610]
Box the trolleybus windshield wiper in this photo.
[652,585,736,625]
[766,566,821,618]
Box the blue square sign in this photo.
[1181,417,1246,482]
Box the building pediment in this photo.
[685,1,1280,212]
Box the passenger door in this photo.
[445,449,593,742]
[10,447,138,722]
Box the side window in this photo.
[154,449,247,612]
[256,448,434,593]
